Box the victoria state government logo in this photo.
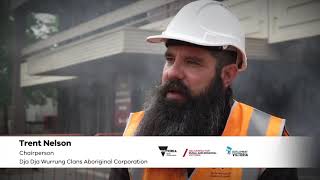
[158,146,177,157]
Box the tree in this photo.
[23,12,59,107]
[0,1,11,109]
[0,1,59,133]
[0,0,12,133]
[0,32,10,108]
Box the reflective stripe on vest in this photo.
[124,101,285,180]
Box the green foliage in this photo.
[0,9,59,107]
[25,12,59,44]
[23,12,60,107]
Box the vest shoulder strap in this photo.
[236,102,286,136]
[222,101,285,136]
[123,111,145,136]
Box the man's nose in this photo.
[166,60,185,80]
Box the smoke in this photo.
[233,36,320,136]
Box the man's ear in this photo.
[220,64,239,88]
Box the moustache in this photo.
[158,79,192,100]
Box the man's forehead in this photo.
[165,45,211,58]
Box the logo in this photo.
[226,146,248,157]
[158,146,177,157]
[183,148,216,157]
[226,146,232,155]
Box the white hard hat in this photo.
[147,0,247,71]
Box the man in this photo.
[110,0,298,179]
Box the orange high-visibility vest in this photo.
[123,101,286,180]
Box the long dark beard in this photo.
[135,76,233,136]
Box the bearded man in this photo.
[110,0,297,179]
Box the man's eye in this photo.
[187,59,200,65]
[166,57,174,63]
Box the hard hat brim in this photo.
[147,34,225,46]
[147,34,222,47]
[146,34,174,43]
[146,34,247,71]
